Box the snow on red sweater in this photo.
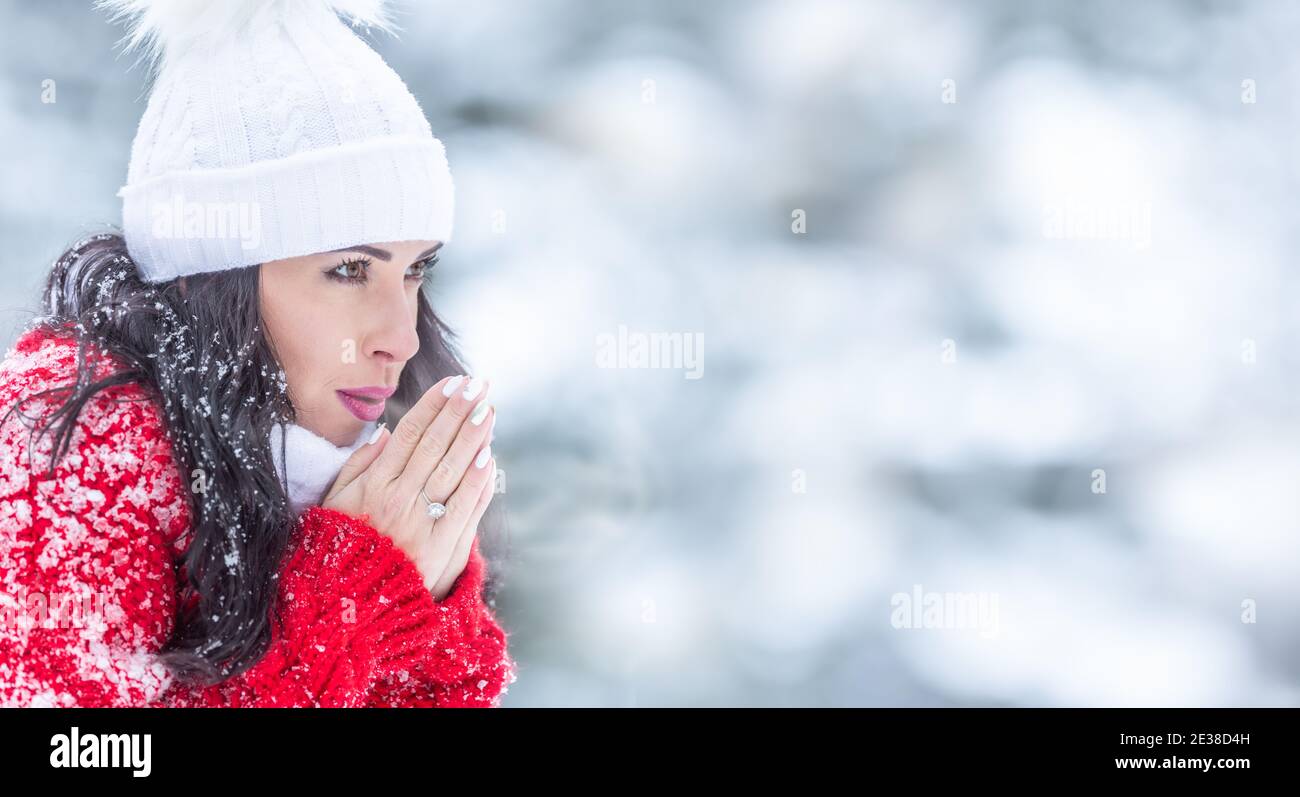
[0,322,518,707]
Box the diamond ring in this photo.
[420,486,446,520]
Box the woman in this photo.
[0,0,517,707]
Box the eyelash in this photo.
[324,255,439,286]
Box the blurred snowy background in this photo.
[2,0,1299,706]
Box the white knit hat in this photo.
[99,0,454,283]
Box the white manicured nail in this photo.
[469,400,491,426]
[367,422,386,445]
[474,444,492,469]
[462,376,485,401]
[441,375,465,397]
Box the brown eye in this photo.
[325,257,371,285]
[405,254,436,283]
[407,255,438,282]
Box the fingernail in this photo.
[462,376,485,401]
[441,375,465,397]
[367,421,386,445]
[475,444,492,469]
[487,412,496,443]
[469,400,491,426]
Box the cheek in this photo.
[262,274,340,396]
[280,320,354,398]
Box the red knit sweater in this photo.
[0,323,517,707]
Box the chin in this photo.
[295,412,356,447]
[327,422,364,447]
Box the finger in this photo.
[412,441,493,575]
[421,440,493,537]
[324,423,389,502]
[370,374,465,484]
[395,376,490,502]
[413,399,494,506]
[431,460,495,598]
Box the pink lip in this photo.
[336,386,394,421]
[339,386,397,400]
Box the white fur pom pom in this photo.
[95,0,397,69]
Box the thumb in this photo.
[326,423,389,501]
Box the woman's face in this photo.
[259,239,441,446]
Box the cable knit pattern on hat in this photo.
[103,0,455,282]
[0,323,516,707]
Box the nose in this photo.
[362,282,420,366]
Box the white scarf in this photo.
[269,419,381,517]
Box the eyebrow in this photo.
[328,242,443,262]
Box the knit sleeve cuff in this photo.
[366,534,518,706]
[284,506,443,681]
[368,533,483,664]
